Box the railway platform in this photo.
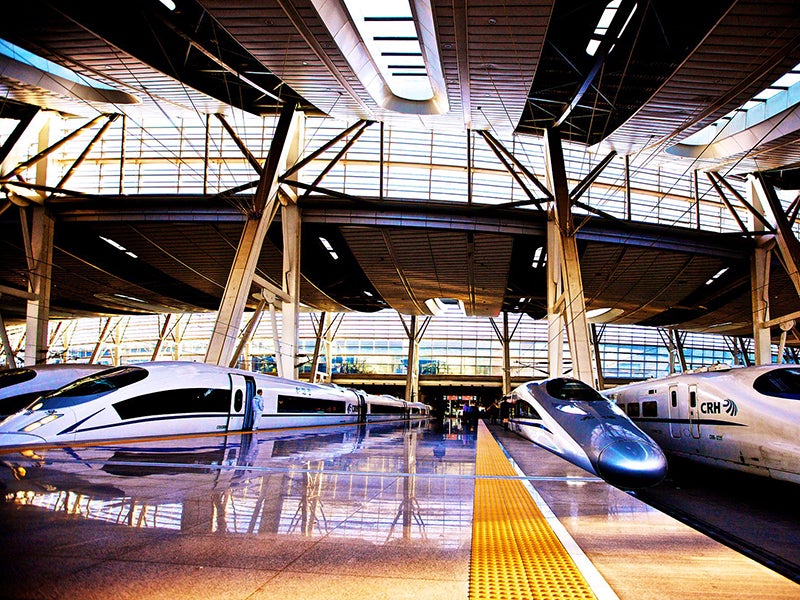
[0,418,796,599]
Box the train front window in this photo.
[545,378,606,402]
[35,367,148,409]
[516,402,541,419]
[753,368,800,400]
[0,368,35,389]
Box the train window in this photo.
[545,378,606,402]
[516,402,541,419]
[2,392,55,415]
[233,389,243,412]
[113,388,230,420]
[36,367,148,409]
[369,402,405,414]
[690,390,696,408]
[753,368,800,400]
[626,403,640,417]
[642,401,658,417]
[277,395,346,414]
[0,368,35,389]
[670,390,677,407]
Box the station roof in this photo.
[1,0,800,339]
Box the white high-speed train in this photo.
[507,377,668,489]
[0,364,109,418]
[0,361,432,448]
[604,364,800,484]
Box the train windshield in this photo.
[0,368,35,389]
[753,368,800,400]
[33,367,149,410]
[545,378,606,402]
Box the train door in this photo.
[355,390,367,423]
[688,384,700,439]
[668,384,681,438]
[228,374,256,431]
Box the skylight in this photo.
[677,61,800,148]
[585,0,637,57]
[342,0,434,101]
[0,39,116,91]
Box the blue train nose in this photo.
[596,440,668,489]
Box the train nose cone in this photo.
[596,441,668,489]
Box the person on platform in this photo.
[251,389,264,431]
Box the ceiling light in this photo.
[100,236,126,251]
[113,294,146,303]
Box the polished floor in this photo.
[0,418,797,599]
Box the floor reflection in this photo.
[1,419,477,548]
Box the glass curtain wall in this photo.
[0,109,760,232]
[3,311,757,382]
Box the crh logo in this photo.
[723,398,738,416]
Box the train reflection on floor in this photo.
[1,419,475,546]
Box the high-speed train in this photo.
[0,363,109,418]
[0,361,432,448]
[604,363,800,484]
[507,377,668,489]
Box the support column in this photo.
[230,296,268,369]
[544,128,595,385]
[751,241,773,364]
[490,312,514,395]
[205,102,300,367]
[405,315,419,403]
[546,218,563,377]
[310,312,326,383]
[279,200,301,379]
[590,324,604,389]
[747,173,796,365]
[151,314,172,361]
[401,315,430,404]
[24,206,54,365]
[0,310,16,368]
[502,312,511,395]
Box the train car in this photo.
[0,364,109,418]
[363,393,408,423]
[604,363,800,484]
[0,361,364,448]
[508,377,668,489]
[407,400,432,419]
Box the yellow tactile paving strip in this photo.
[470,420,596,600]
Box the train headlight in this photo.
[21,413,62,433]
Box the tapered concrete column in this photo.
[0,310,16,368]
[544,128,595,385]
[490,312,513,395]
[751,241,773,364]
[309,312,326,383]
[546,217,563,377]
[279,200,301,379]
[205,102,300,367]
[404,315,420,403]
[502,312,511,395]
[24,206,54,365]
